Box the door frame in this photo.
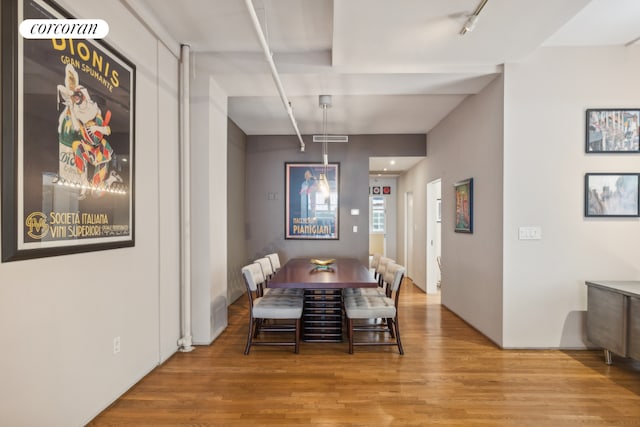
[426,179,441,294]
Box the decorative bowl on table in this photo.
[310,258,335,272]
[310,258,335,266]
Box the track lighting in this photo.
[460,0,488,35]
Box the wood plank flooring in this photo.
[89,280,640,426]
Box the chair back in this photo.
[370,253,381,270]
[254,257,274,280]
[383,262,406,303]
[241,263,265,294]
[376,257,395,286]
[266,253,281,272]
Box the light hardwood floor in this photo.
[89,279,640,426]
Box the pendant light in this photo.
[318,95,332,198]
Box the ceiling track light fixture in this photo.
[460,0,488,35]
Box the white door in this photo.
[404,192,413,279]
[426,179,442,294]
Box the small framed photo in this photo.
[585,173,639,217]
[454,178,473,233]
[586,109,639,153]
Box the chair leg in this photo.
[244,316,255,355]
[348,317,354,354]
[393,316,404,355]
[253,319,262,338]
[387,318,395,338]
[295,318,300,354]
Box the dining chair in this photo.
[342,256,395,300]
[376,257,395,288]
[266,252,281,273]
[241,263,303,354]
[255,256,303,297]
[370,253,382,279]
[344,262,405,354]
[255,257,275,279]
[254,257,274,296]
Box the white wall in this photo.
[157,42,182,362]
[190,71,228,344]
[0,1,181,425]
[503,46,640,348]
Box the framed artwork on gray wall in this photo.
[285,162,339,239]
[1,0,135,262]
[454,178,473,233]
[584,173,639,217]
[586,109,640,153]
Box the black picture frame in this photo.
[584,173,639,217]
[285,162,339,240]
[2,0,136,262]
[454,178,473,233]
[586,109,640,153]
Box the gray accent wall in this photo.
[245,134,425,266]
[399,75,504,345]
[227,119,247,304]
[424,75,504,346]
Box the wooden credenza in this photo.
[585,280,640,365]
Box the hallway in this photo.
[89,281,640,425]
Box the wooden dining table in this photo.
[268,258,377,342]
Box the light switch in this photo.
[353,225,358,233]
[519,226,541,240]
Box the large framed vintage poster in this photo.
[285,162,339,240]
[2,0,135,261]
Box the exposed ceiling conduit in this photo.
[244,0,306,152]
[177,44,194,353]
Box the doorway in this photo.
[369,195,386,256]
[426,179,442,294]
[368,176,398,261]
[404,191,413,280]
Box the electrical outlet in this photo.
[518,226,542,240]
[113,336,121,354]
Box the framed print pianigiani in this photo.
[2,0,135,261]
[285,162,339,240]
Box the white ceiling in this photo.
[132,0,640,170]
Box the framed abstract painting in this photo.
[454,178,473,233]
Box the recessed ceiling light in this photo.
[390,160,396,165]
[383,168,388,171]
